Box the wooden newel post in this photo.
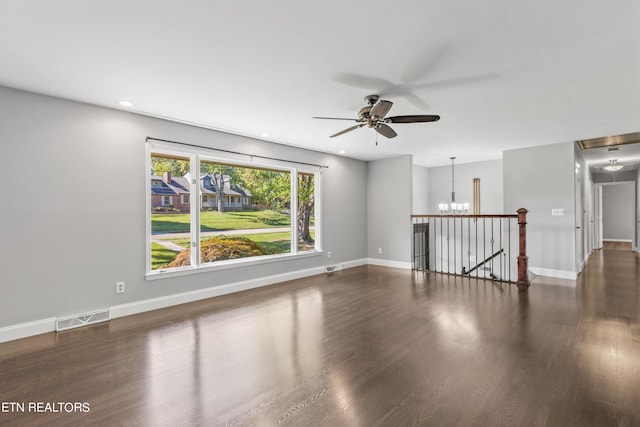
[516,208,530,289]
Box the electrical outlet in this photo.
[470,255,476,262]
[552,208,565,216]
[116,282,125,294]
[327,251,332,259]
[378,248,383,255]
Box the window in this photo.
[473,178,480,215]
[198,158,292,265]
[147,143,321,275]
[150,152,191,270]
[297,172,315,252]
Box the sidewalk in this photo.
[152,227,292,240]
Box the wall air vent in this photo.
[326,264,343,273]
[56,309,110,332]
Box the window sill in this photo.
[145,250,323,281]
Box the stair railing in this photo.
[411,208,529,288]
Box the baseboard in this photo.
[529,267,577,281]
[367,258,412,269]
[0,257,399,343]
[342,258,369,269]
[110,265,328,319]
[578,253,590,273]
[0,317,56,344]
[603,239,632,242]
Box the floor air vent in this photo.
[56,309,110,332]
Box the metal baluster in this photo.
[500,218,503,282]
[483,218,487,279]
[475,216,479,279]
[467,217,471,276]
[508,217,512,282]
[447,217,451,274]
[453,216,456,275]
[491,218,496,280]
[440,218,443,273]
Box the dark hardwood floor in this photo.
[1,249,639,426]
[602,240,633,251]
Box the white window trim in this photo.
[146,141,322,278]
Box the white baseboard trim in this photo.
[342,258,369,269]
[0,317,56,344]
[0,257,409,343]
[367,258,412,269]
[603,239,633,242]
[578,253,590,273]
[529,267,577,281]
[111,265,328,319]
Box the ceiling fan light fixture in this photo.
[313,94,440,140]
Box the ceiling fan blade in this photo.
[333,73,394,90]
[375,123,397,139]
[313,116,358,121]
[370,100,393,119]
[330,123,365,138]
[386,115,440,123]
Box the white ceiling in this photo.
[1,0,639,167]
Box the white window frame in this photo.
[146,141,323,279]
[161,196,172,206]
[181,194,189,204]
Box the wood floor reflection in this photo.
[1,250,639,426]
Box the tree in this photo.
[201,162,236,213]
[297,173,314,244]
[151,157,189,176]
[239,168,290,211]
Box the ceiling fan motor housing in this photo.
[365,94,379,105]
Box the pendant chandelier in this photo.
[438,157,469,214]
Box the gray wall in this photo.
[428,159,503,214]
[638,167,640,250]
[412,164,429,214]
[367,156,413,263]
[503,142,576,274]
[602,182,635,241]
[0,87,368,328]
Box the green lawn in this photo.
[152,210,291,234]
[151,242,183,270]
[151,231,296,269]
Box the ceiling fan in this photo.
[313,94,440,139]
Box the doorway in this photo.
[597,181,636,250]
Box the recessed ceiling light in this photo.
[261,133,270,138]
[339,150,347,154]
[119,100,133,107]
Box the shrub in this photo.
[165,236,266,268]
